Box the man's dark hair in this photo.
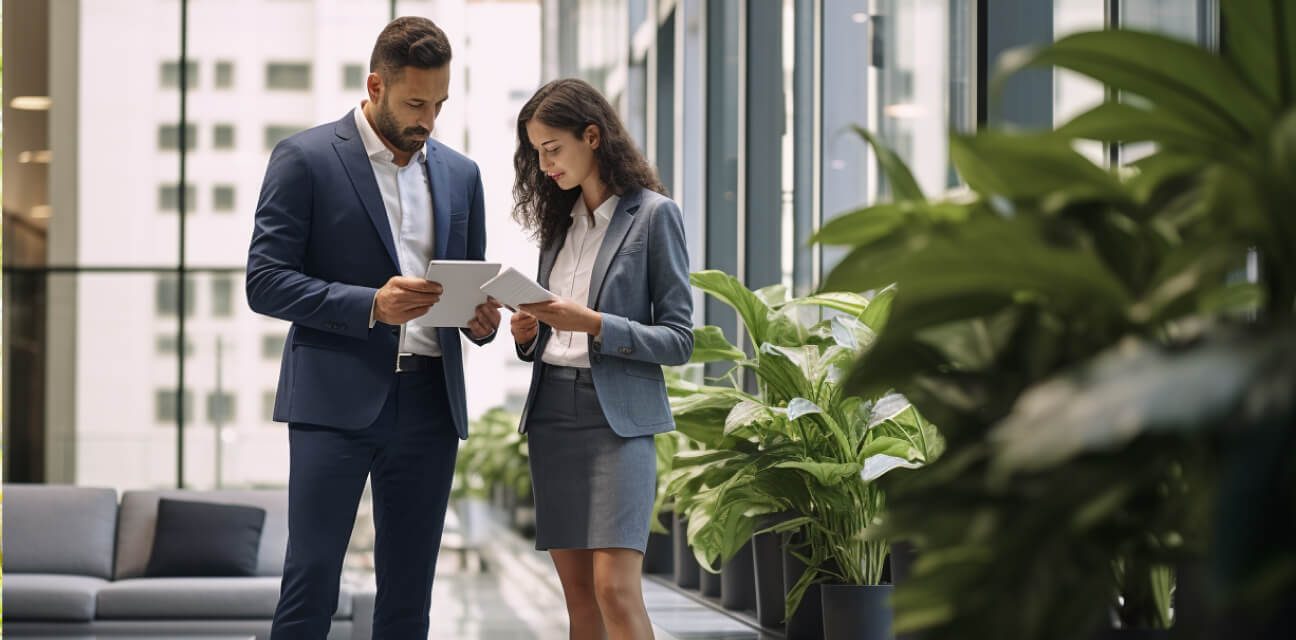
[370,17,452,78]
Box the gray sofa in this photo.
[3,484,374,639]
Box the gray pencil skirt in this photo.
[526,365,656,553]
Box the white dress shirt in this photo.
[354,104,441,357]
[540,194,620,368]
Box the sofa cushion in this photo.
[2,484,118,578]
[116,489,288,579]
[96,577,354,619]
[2,573,110,621]
[145,498,266,577]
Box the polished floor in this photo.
[392,505,777,639]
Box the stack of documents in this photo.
[413,260,555,328]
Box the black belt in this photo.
[395,353,440,373]
[544,365,593,382]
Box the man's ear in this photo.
[366,71,383,103]
[585,124,601,151]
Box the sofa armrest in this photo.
[351,587,375,640]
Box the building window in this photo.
[262,390,278,422]
[156,389,195,423]
[207,391,237,424]
[156,335,194,356]
[265,125,306,151]
[214,60,235,89]
[266,62,312,90]
[158,124,197,151]
[213,124,236,149]
[211,276,234,316]
[262,334,286,359]
[160,60,199,89]
[158,184,197,212]
[156,275,196,316]
[212,185,236,212]
[343,63,366,90]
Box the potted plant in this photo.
[669,272,940,639]
[813,1,1296,637]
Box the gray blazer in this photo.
[516,188,694,438]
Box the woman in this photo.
[509,78,694,640]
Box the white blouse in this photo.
[540,194,621,368]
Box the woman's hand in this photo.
[519,298,603,336]
[511,308,540,345]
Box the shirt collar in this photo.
[571,193,620,224]
[354,103,427,165]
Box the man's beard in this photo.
[374,97,430,153]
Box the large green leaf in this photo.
[690,325,746,364]
[990,328,1296,474]
[1055,102,1227,158]
[1221,0,1289,105]
[814,201,971,247]
[774,460,864,487]
[784,291,871,318]
[690,270,772,345]
[859,285,898,334]
[996,30,1275,140]
[823,214,1133,319]
[670,387,749,446]
[851,125,925,201]
[950,132,1128,204]
[725,399,777,436]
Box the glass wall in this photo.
[3,0,541,492]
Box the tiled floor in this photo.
[379,504,776,639]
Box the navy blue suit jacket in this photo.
[247,111,493,438]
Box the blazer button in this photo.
[619,347,632,355]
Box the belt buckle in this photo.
[395,352,414,373]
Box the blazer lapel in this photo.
[538,234,565,289]
[333,113,399,271]
[586,189,643,309]
[427,143,452,259]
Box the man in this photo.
[246,17,500,639]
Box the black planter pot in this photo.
[783,542,825,640]
[643,512,675,575]
[821,584,893,640]
[753,528,787,629]
[701,564,723,598]
[721,539,757,611]
[673,514,700,589]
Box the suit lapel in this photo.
[538,233,565,289]
[586,189,643,309]
[333,113,400,271]
[427,143,452,259]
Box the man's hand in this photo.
[511,309,539,345]
[374,276,443,325]
[467,298,503,339]
[519,298,602,336]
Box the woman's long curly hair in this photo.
[512,78,666,251]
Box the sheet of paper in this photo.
[479,266,556,308]
[409,260,501,328]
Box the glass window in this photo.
[262,390,278,423]
[160,60,199,88]
[213,124,236,149]
[156,389,195,424]
[212,185,236,212]
[155,274,196,316]
[262,334,286,360]
[158,184,198,212]
[265,125,307,151]
[211,276,234,316]
[266,62,312,90]
[158,124,198,150]
[207,391,237,424]
[343,63,367,90]
[156,335,194,356]
[704,0,741,345]
[214,60,235,89]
